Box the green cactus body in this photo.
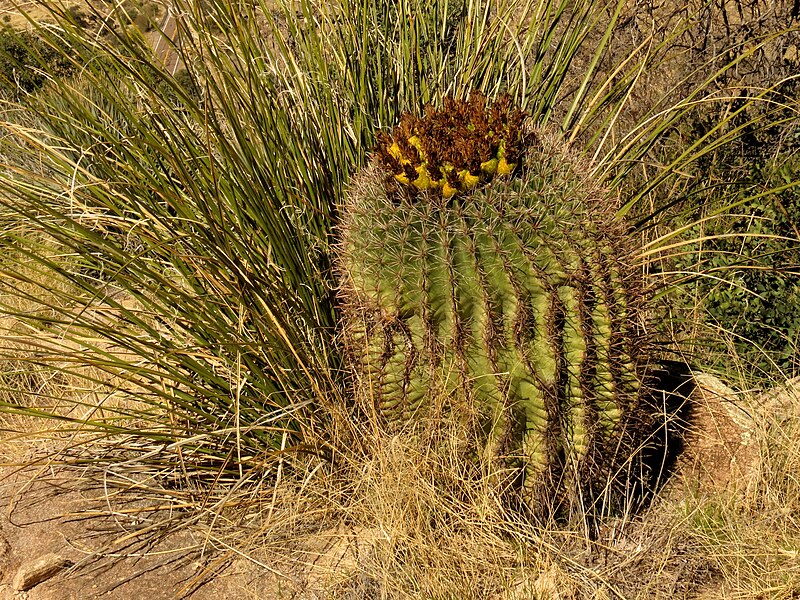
[340,115,646,515]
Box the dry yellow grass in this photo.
[153,372,794,599]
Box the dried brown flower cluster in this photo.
[374,92,529,198]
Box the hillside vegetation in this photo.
[0,0,799,597]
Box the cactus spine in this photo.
[339,96,647,516]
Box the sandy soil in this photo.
[0,1,96,28]
[0,465,274,599]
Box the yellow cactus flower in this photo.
[374,93,528,199]
[480,158,498,175]
[442,182,458,198]
[388,142,403,162]
[407,135,426,160]
[413,165,433,190]
[497,159,515,176]
[459,170,480,189]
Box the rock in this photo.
[784,44,799,64]
[12,554,72,592]
[757,376,800,419]
[668,373,759,497]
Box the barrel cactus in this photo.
[338,94,650,518]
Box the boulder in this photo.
[667,372,759,498]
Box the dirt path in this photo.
[150,6,182,76]
[0,466,264,600]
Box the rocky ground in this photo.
[0,466,253,599]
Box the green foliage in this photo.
[170,68,201,104]
[65,4,91,28]
[0,25,75,97]
[340,123,648,518]
[670,81,800,377]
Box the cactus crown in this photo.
[374,92,528,199]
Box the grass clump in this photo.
[670,83,800,378]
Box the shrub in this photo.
[0,25,75,97]
[669,80,800,377]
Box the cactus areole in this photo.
[338,94,650,518]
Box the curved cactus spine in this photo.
[339,112,648,516]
